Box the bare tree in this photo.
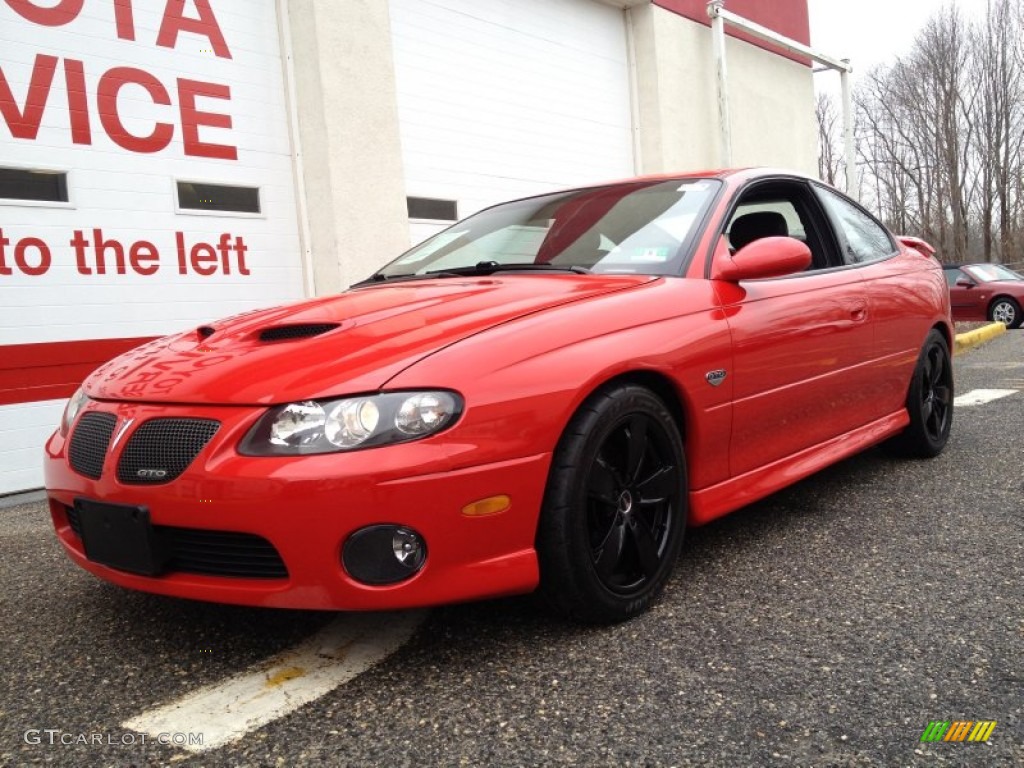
[815,93,843,187]
[850,0,1024,264]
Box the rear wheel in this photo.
[989,297,1022,328]
[887,329,953,458]
[537,384,686,623]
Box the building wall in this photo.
[631,2,817,175]
[0,0,305,494]
[285,0,410,293]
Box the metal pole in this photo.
[840,64,857,197]
[708,1,732,167]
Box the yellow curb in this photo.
[954,322,1007,356]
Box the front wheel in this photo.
[887,329,953,458]
[537,384,687,624]
[989,297,1022,329]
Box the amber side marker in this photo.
[461,495,511,517]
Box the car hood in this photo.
[85,275,656,404]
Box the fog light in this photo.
[343,525,427,585]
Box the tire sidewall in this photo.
[990,298,1021,328]
[541,385,687,622]
[907,330,954,455]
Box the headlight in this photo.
[239,391,463,455]
[60,386,90,436]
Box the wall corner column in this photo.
[283,0,409,295]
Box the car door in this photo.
[712,179,876,477]
[946,267,987,319]
[813,184,948,417]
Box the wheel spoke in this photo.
[933,385,951,405]
[625,415,649,483]
[627,518,661,579]
[588,458,619,506]
[636,465,676,504]
[594,453,622,487]
[929,350,944,386]
[593,520,627,580]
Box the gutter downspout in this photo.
[708,0,732,168]
[276,0,316,298]
[706,0,857,197]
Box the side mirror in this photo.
[713,237,812,282]
[955,277,975,288]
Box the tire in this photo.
[887,329,953,458]
[989,296,1022,329]
[537,384,687,623]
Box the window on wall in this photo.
[407,196,458,221]
[177,181,261,214]
[0,167,69,203]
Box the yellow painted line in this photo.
[954,322,1007,356]
[123,610,426,753]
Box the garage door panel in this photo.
[391,0,635,226]
[0,0,303,492]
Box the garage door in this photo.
[0,0,304,494]
[389,0,636,243]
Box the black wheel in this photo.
[989,296,1022,328]
[537,384,687,623]
[887,329,953,458]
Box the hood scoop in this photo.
[258,323,340,342]
[196,325,216,340]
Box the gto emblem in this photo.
[136,468,168,479]
[705,369,727,387]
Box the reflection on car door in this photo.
[714,180,875,477]
[814,184,946,416]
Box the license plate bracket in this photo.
[74,498,165,577]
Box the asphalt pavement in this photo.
[2,331,1021,768]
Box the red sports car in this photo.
[943,263,1024,328]
[45,169,953,623]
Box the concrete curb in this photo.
[954,322,1007,356]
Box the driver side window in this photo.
[726,182,833,271]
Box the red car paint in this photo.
[944,263,1024,326]
[44,169,952,610]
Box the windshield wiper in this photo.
[352,261,589,288]
[426,261,590,276]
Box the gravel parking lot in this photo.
[1,331,1021,767]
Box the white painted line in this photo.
[123,610,426,753]
[953,388,1019,407]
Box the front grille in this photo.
[64,506,288,579]
[162,528,288,578]
[68,412,117,480]
[117,418,220,485]
[258,323,338,342]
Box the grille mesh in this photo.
[258,323,338,342]
[68,412,117,480]
[64,506,287,579]
[117,418,220,485]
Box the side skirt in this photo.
[688,410,910,526]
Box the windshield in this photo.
[965,264,1023,282]
[376,179,721,279]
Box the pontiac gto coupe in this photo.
[45,169,953,623]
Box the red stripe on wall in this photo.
[654,0,811,66]
[0,337,157,407]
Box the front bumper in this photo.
[44,400,547,610]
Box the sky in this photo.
[807,0,990,88]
